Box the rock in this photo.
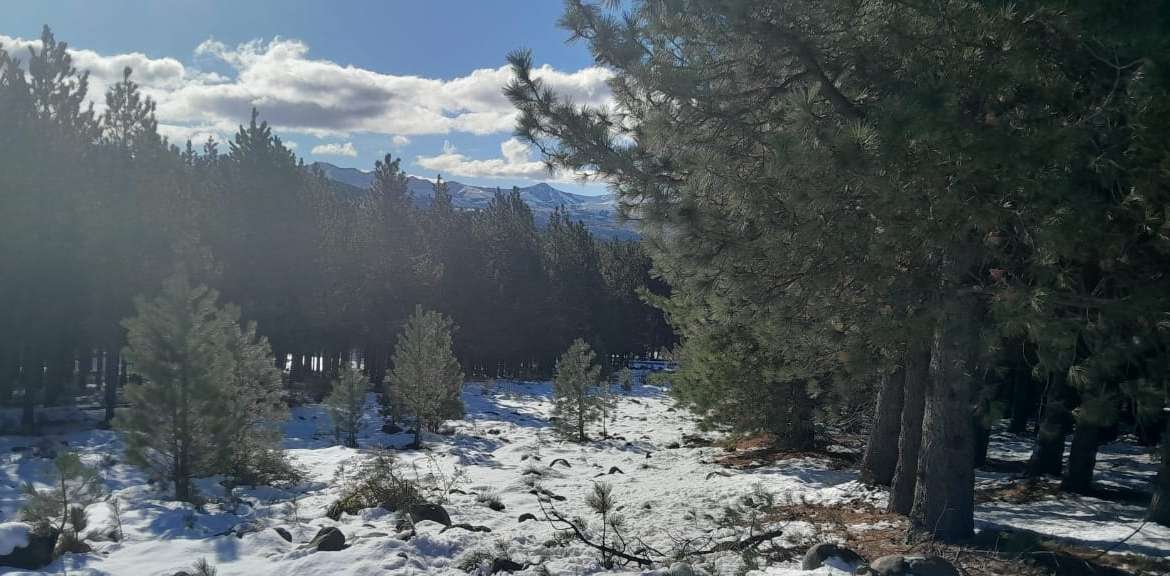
[549,458,571,468]
[860,555,960,576]
[0,525,58,570]
[518,513,537,523]
[396,552,408,559]
[407,502,451,527]
[441,523,492,534]
[801,543,865,571]
[608,466,624,475]
[273,527,292,542]
[487,500,506,512]
[490,558,524,574]
[669,562,696,576]
[381,422,403,434]
[307,526,346,552]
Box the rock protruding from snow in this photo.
[0,524,57,570]
[801,542,865,571]
[490,558,524,574]
[407,502,451,527]
[517,513,536,523]
[273,527,292,542]
[859,555,960,576]
[306,526,346,552]
[669,561,696,576]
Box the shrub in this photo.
[326,451,423,520]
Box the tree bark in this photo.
[861,369,905,485]
[103,348,120,426]
[783,380,816,451]
[973,412,992,468]
[1150,415,1170,527]
[890,342,929,515]
[1062,420,1100,494]
[20,348,39,435]
[1008,366,1034,435]
[1028,380,1070,477]
[910,295,977,542]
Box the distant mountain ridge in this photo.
[312,162,637,239]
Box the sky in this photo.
[1,0,611,194]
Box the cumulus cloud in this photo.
[311,142,358,157]
[416,138,552,180]
[391,135,411,148]
[0,34,613,145]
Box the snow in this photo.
[0,524,30,556]
[1,381,1167,575]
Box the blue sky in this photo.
[1,1,610,194]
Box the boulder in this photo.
[0,525,58,570]
[517,513,537,523]
[273,527,293,542]
[801,542,865,571]
[407,503,451,527]
[490,558,524,574]
[860,555,960,576]
[307,526,346,552]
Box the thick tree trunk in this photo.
[1062,420,1100,494]
[1008,367,1034,435]
[1150,416,1170,527]
[1028,381,1070,477]
[861,369,905,486]
[973,413,992,468]
[0,348,15,406]
[910,296,977,542]
[889,343,929,515]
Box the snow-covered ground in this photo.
[0,382,1166,575]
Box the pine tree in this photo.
[116,273,288,500]
[387,306,464,448]
[325,366,367,448]
[553,339,601,442]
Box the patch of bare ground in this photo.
[753,500,1165,576]
[712,433,860,470]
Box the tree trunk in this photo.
[1028,380,1070,477]
[889,342,929,515]
[783,381,816,450]
[103,348,120,426]
[1062,420,1100,494]
[20,349,39,435]
[973,413,992,468]
[861,369,905,486]
[910,296,977,542]
[1008,367,1034,435]
[1150,416,1170,527]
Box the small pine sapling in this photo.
[21,452,105,540]
[325,366,367,448]
[552,339,601,442]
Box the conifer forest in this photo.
[1,2,1169,575]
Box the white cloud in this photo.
[416,138,551,180]
[391,135,411,148]
[0,34,612,144]
[311,142,358,157]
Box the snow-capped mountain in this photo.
[312,162,636,239]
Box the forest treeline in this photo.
[0,27,672,433]
[507,0,1170,539]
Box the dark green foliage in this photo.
[387,307,465,448]
[553,339,602,442]
[325,366,367,448]
[21,452,104,536]
[325,451,424,520]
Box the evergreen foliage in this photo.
[553,339,602,442]
[325,366,367,448]
[116,274,288,501]
[387,307,465,448]
[20,452,104,536]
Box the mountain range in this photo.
[312,162,637,239]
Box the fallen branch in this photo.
[537,497,654,567]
